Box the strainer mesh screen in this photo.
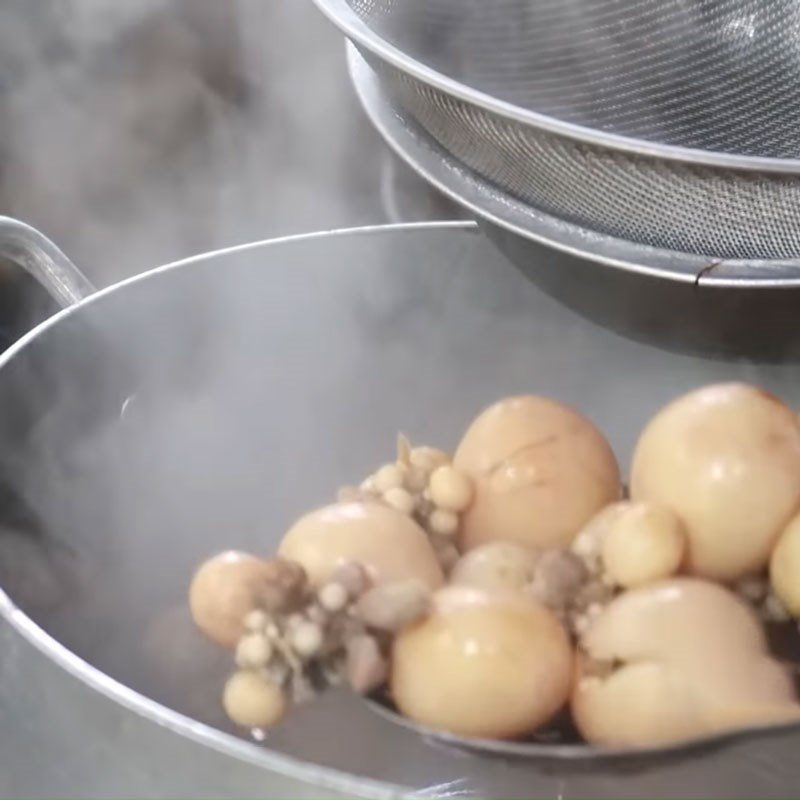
[344,0,800,260]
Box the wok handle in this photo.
[0,217,95,308]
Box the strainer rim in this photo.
[315,0,800,174]
[346,42,800,287]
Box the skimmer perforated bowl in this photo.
[315,0,800,269]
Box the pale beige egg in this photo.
[573,578,799,747]
[450,541,540,594]
[572,657,704,748]
[222,670,286,729]
[427,465,474,512]
[392,586,573,740]
[770,512,800,617]
[571,502,631,566]
[631,383,800,581]
[278,501,444,589]
[454,396,620,551]
[583,578,767,663]
[189,551,278,648]
[601,503,686,588]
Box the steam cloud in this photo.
[0,0,393,286]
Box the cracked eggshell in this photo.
[454,396,621,551]
[573,578,799,747]
[391,586,573,740]
[278,501,444,590]
[631,383,800,581]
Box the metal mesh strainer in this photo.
[315,0,800,266]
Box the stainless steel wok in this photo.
[0,217,799,798]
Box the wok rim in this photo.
[0,222,799,790]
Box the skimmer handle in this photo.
[0,217,95,308]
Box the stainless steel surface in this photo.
[345,45,738,285]
[1,222,800,798]
[345,0,800,158]
[348,45,800,358]
[315,0,800,266]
